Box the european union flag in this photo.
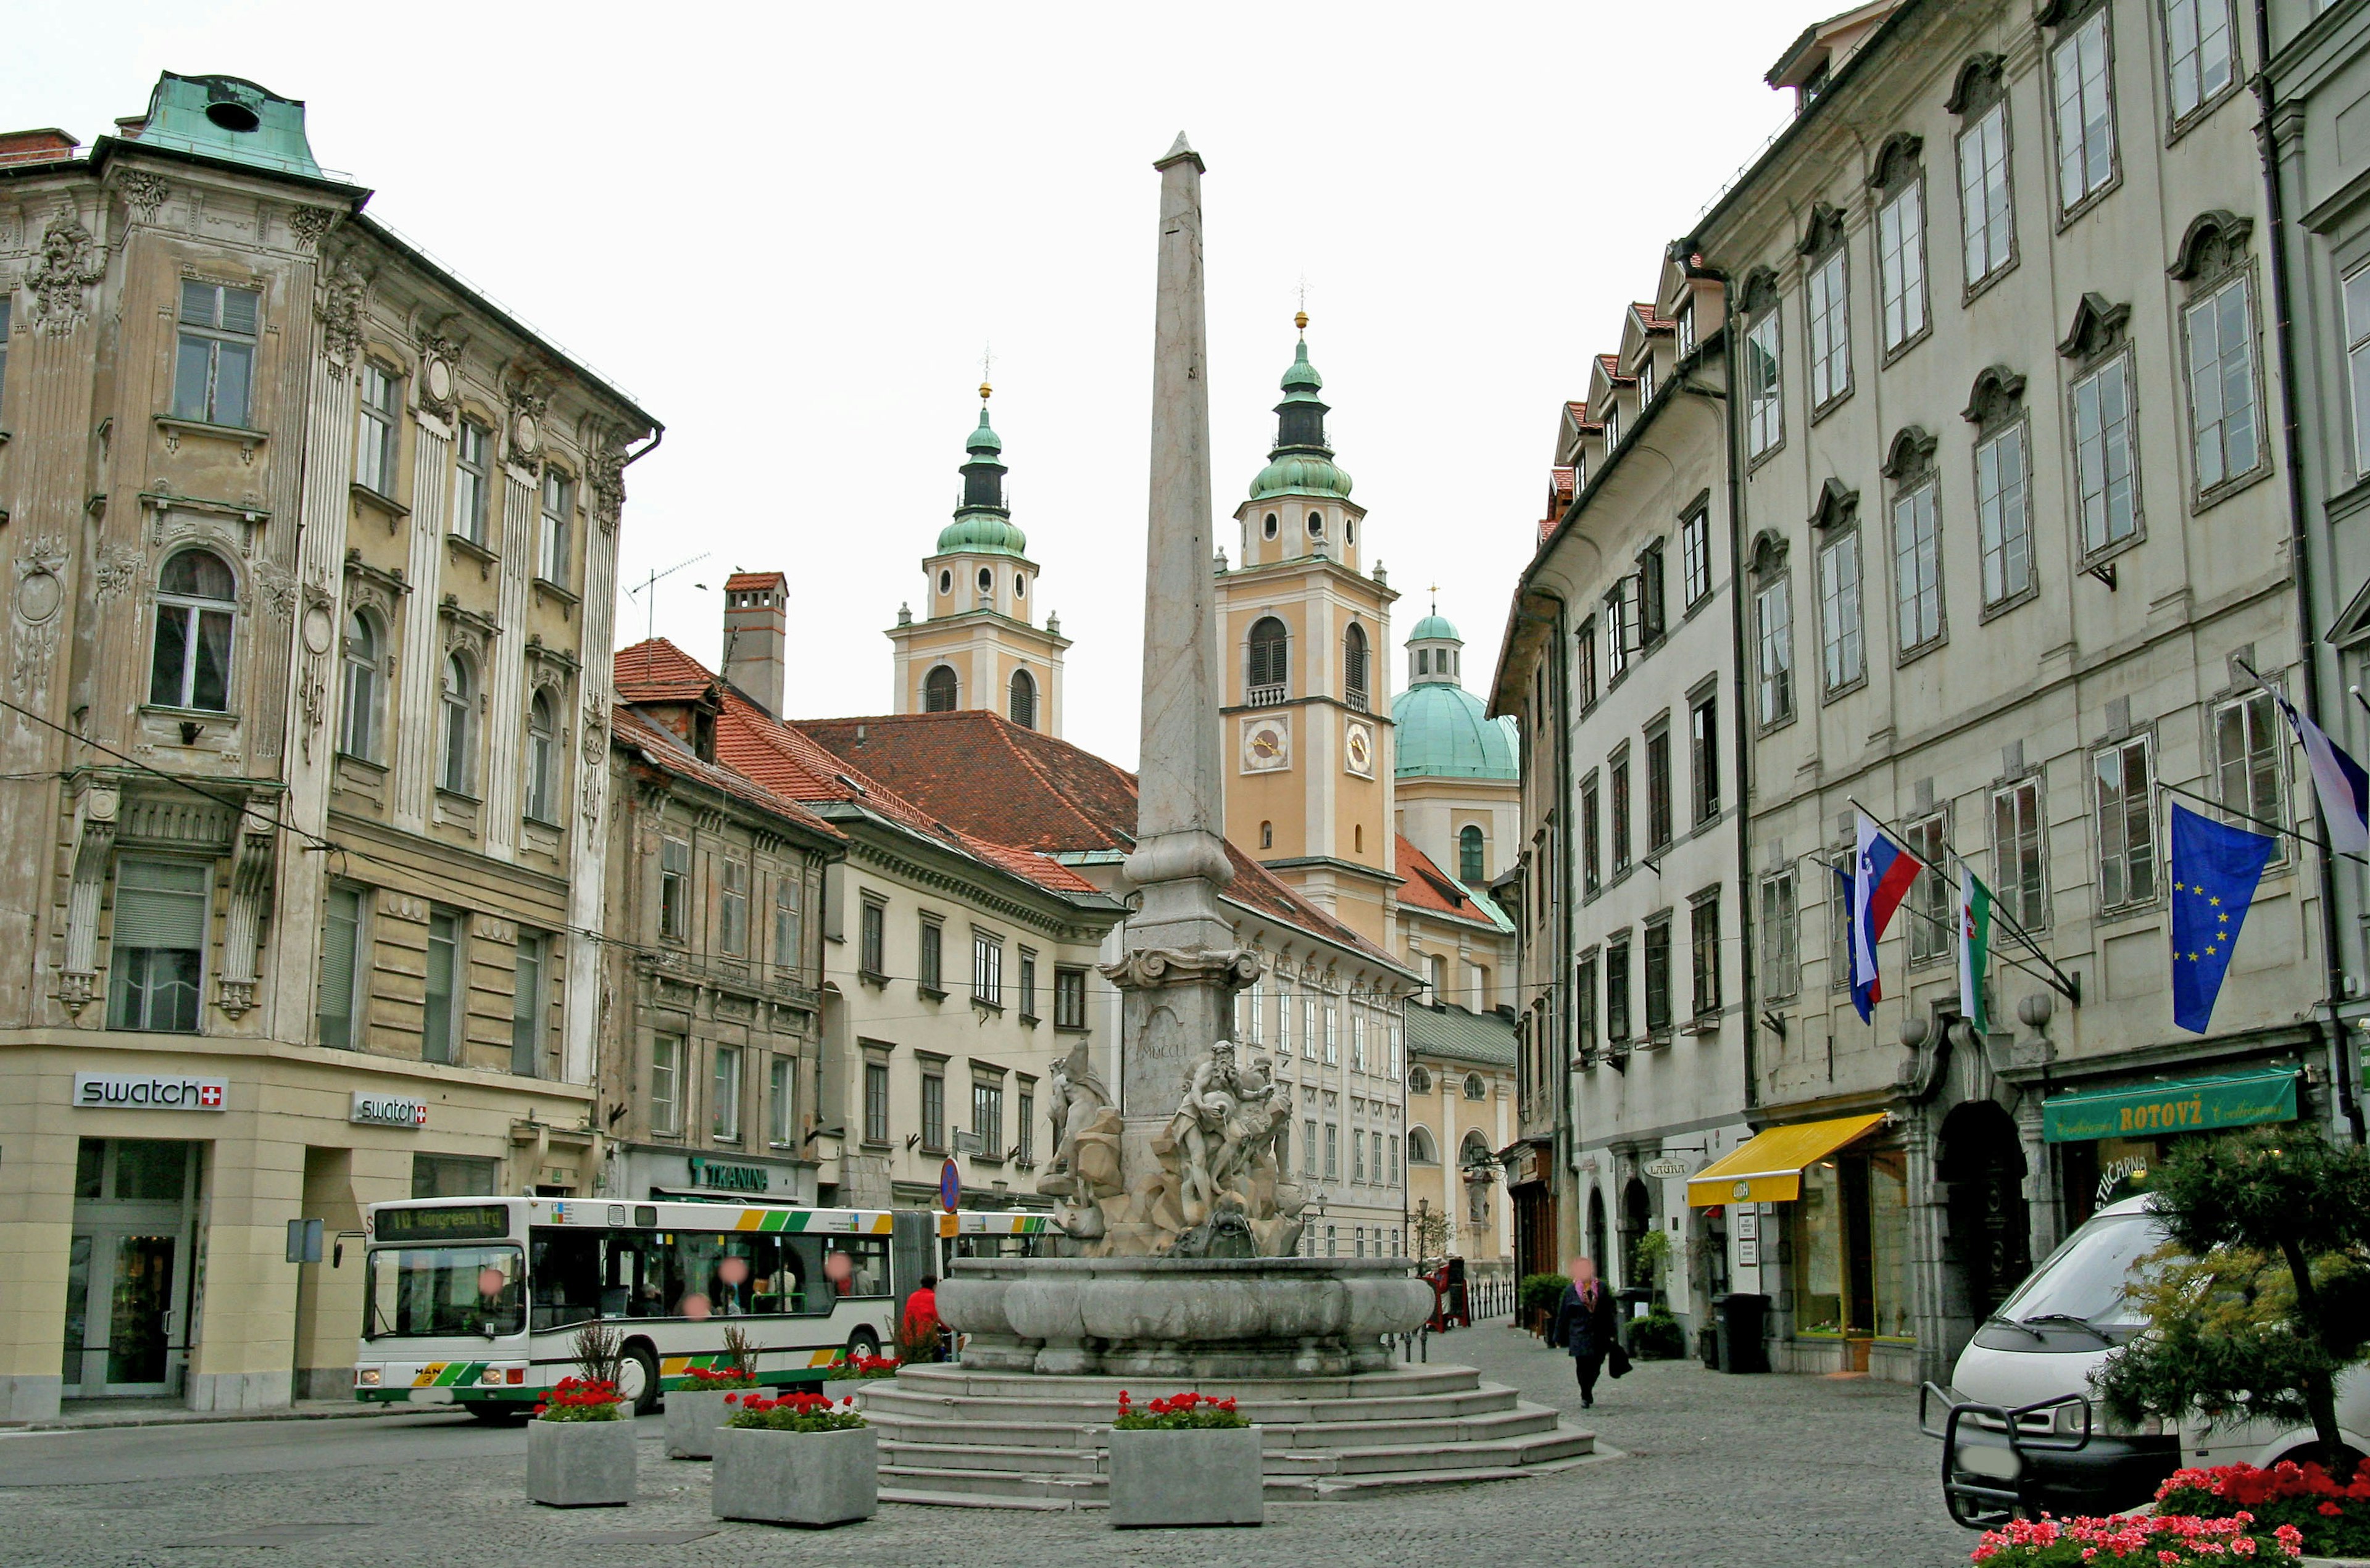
[2169,802,2276,1034]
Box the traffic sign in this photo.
[939,1157,961,1213]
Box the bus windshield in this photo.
[367,1245,525,1339]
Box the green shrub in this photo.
[1520,1273,1570,1316]
[1629,1307,1687,1360]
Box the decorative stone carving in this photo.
[416,330,464,421]
[288,205,336,251]
[12,534,70,697]
[117,171,170,220]
[317,260,366,367]
[506,377,551,471]
[91,544,144,604]
[27,207,106,336]
[249,557,297,623]
[584,425,629,531]
[59,784,122,1017]
[215,815,277,1018]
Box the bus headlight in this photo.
[355,1367,381,1387]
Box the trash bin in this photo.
[1714,1292,1769,1374]
[1615,1285,1653,1351]
[1696,1324,1719,1369]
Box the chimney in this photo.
[0,129,78,168]
[721,570,788,717]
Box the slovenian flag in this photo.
[1853,812,1924,1015]
[1957,866,1992,1036]
[2266,687,2369,857]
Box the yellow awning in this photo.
[1685,1114,1887,1207]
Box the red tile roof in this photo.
[724,570,786,592]
[791,710,1405,969]
[1550,466,1576,499]
[1631,301,1674,331]
[612,705,841,840]
[1393,836,1502,930]
[614,641,1100,898]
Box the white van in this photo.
[1921,1193,2370,1527]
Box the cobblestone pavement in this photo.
[1,1319,1977,1568]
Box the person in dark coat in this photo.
[1549,1256,1623,1408]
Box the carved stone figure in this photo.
[1041,1037,1112,1184]
[27,209,106,336]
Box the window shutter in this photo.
[319,886,361,1040]
[220,286,260,336]
[179,280,215,327]
[112,860,210,948]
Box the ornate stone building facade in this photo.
[0,75,655,1419]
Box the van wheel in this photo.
[618,1343,662,1416]
[2273,1443,2365,1474]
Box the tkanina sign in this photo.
[74,1072,227,1111]
[687,1155,770,1193]
[351,1092,429,1129]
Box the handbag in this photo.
[1608,1343,1632,1379]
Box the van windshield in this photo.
[1994,1211,2175,1331]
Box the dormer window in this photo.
[1638,360,1655,407]
[1604,406,1620,449]
[1676,302,1696,359]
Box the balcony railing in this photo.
[1247,682,1287,707]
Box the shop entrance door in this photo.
[62,1140,199,1400]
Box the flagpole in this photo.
[1845,794,2082,1005]
[2154,777,2370,868]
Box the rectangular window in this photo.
[1324,1003,1339,1066]
[1054,966,1087,1028]
[652,1034,683,1134]
[918,918,943,992]
[355,362,399,495]
[2215,691,2283,850]
[1681,507,1711,607]
[1325,1123,1339,1180]
[1643,918,1673,1036]
[1993,778,2048,931]
[1690,892,1721,1019]
[538,470,573,585]
[1905,815,1951,964]
[1819,531,1865,691]
[1350,1011,1366,1073]
[863,1060,890,1145]
[769,1056,795,1147]
[1760,872,1801,1002]
[971,932,1003,1005]
[1806,249,1850,408]
[1645,728,1673,853]
[860,898,886,977]
[1575,618,1598,708]
[1892,483,1942,652]
[1676,301,1696,358]
[1610,751,1633,874]
[712,1043,742,1139]
[1018,1089,1036,1163]
[1353,1123,1366,1182]
[1304,1118,1318,1177]
[719,858,749,956]
[972,1080,1004,1158]
[1690,694,1719,826]
[1638,359,1656,408]
[1976,424,2033,606]
[1305,997,1320,1060]
[2185,276,2260,494]
[2073,355,2139,554]
[1958,103,2014,287]
[1017,949,1038,1020]
[2344,266,2370,477]
[2095,734,2158,911]
[1604,583,1629,680]
[1756,579,1795,725]
[511,929,546,1077]
[318,882,367,1049]
[453,420,491,546]
[660,837,691,942]
[1605,933,1632,1042]
[2052,11,2117,211]
[773,875,804,979]
[1581,771,1602,895]
[1830,862,1854,990]
[0,297,10,411]
[174,281,259,428]
[1745,310,1784,457]
[1604,404,1620,449]
[423,907,462,1064]
[109,858,208,1034]
[1388,1019,1402,1079]
[2164,0,2235,120]
[921,1069,946,1151]
[1389,1134,1401,1187]
[1637,542,1668,646]
[1574,950,1599,1059]
[1877,181,1927,351]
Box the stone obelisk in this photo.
[1107,133,1257,1129]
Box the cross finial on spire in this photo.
[979,343,994,402]
[1429,583,1441,616]
[1295,275,1310,335]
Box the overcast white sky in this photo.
[10,3,1819,769]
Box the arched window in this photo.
[338,610,380,759]
[1354,823,1363,853]
[976,566,992,593]
[1259,819,1273,850]
[1262,512,1279,539]
[1013,573,1026,599]
[1407,1066,1432,1095]
[1460,1129,1494,1169]
[1463,1072,1486,1101]
[1345,520,1356,546]
[1307,510,1324,538]
[922,664,958,713]
[439,650,475,794]
[1008,668,1037,729]
[1247,616,1289,700]
[1407,1126,1438,1164]
[149,549,236,711]
[938,569,953,595]
[1342,621,1370,707]
[1459,825,1486,884]
[525,689,559,823]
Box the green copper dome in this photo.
[936,401,1027,557]
[1409,613,1458,643]
[1393,682,1519,780]
[936,513,1028,555]
[1249,333,1353,500]
[1281,338,1323,392]
[964,407,1002,458]
[1249,452,1355,501]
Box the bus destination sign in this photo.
[374,1204,512,1243]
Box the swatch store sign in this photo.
[351,1092,430,1129]
[74,1072,227,1111]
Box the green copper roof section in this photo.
[936,514,1028,555]
[1392,682,1519,780]
[130,73,321,180]
[938,399,1026,556]
[1249,452,1354,500]
[1250,332,1352,500]
[1409,613,1459,644]
[965,405,1002,458]
[1405,1001,1518,1065]
[1281,338,1324,394]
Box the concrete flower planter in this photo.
[663,1387,743,1459]
[526,1417,636,1507]
[1106,1425,1264,1528]
[711,1424,878,1528]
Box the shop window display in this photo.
[1790,1148,1912,1341]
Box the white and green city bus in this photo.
[352,1196,947,1417]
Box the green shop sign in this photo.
[2041,1070,2299,1144]
[686,1155,771,1193]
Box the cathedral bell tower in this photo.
[887,383,1071,733]
[1215,317,1397,946]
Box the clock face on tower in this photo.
[1241,715,1291,773]
[1344,720,1374,778]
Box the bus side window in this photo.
[530,1232,602,1334]
[784,1236,830,1316]
[823,1237,891,1299]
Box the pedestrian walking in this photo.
[1547,1256,1626,1409]
[903,1274,946,1362]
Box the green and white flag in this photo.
[1958,866,1992,1035]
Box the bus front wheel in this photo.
[618,1343,662,1416]
[847,1327,881,1364]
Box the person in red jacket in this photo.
[903,1274,945,1362]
